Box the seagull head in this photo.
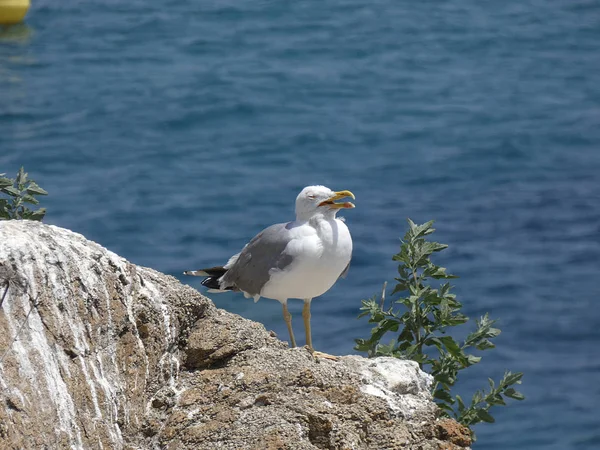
[295,185,355,220]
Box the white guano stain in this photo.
[0,222,160,448]
[348,356,433,420]
[141,276,182,391]
[3,290,84,448]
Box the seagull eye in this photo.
[307,194,316,199]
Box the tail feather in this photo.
[183,266,233,292]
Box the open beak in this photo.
[319,190,356,209]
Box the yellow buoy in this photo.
[0,0,30,26]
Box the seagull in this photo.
[184,185,355,358]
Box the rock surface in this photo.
[0,221,470,449]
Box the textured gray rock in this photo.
[0,221,471,449]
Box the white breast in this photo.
[261,217,352,301]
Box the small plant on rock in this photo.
[0,167,48,221]
[355,219,524,439]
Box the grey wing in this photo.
[339,261,351,279]
[220,222,295,296]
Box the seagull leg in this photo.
[302,298,313,350]
[303,298,338,360]
[282,301,297,348]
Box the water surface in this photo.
[2,1,599,447]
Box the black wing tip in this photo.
[200,277,219,289]
[185,266,234,291]
[201,276,234,291]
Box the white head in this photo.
[295,185,355,221]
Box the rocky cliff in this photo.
[0,221,470,449]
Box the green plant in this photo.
[355,219,524,438]
[0,167,48,220]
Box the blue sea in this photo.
[2,1,599,448]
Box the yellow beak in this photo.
[319,190,356,209]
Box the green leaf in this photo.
[406,218,436,239]
[423,242,448,255]
[394,296,412,308]
[403,343,419,356]
[448,314,469,326]
[422,288,442,305]
[375,341,396,356]
[466,354,482,366]
[391,280,409,295]
[398,266,409,278]
[434,389,454,403]
[26,184,48,196]
[1,186,20,197]
[502,372,524,387]
[397,326,414,344]
[16,167,27,187]
[436,402,454,415]
[476,339,496,350]
[472,390,484,405]
[435,372,456,387]
[369,318,400,343]
[485,393,506,406]
[414,220,435,238]
[21,195,39,205]
[455,394,466,413]
[487,327,501,338]
[504,388,525,401]
[411,351,429,364]
[476,409,495,423]
[20,209,33,219]
[357,310,370,319]
[407,218,417,232]
[424,336,442,349]
[429,266,458,279]
[354,339,372,352]
[439,336,461,356]
[0,177,13,188]
[29,208,46,221]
